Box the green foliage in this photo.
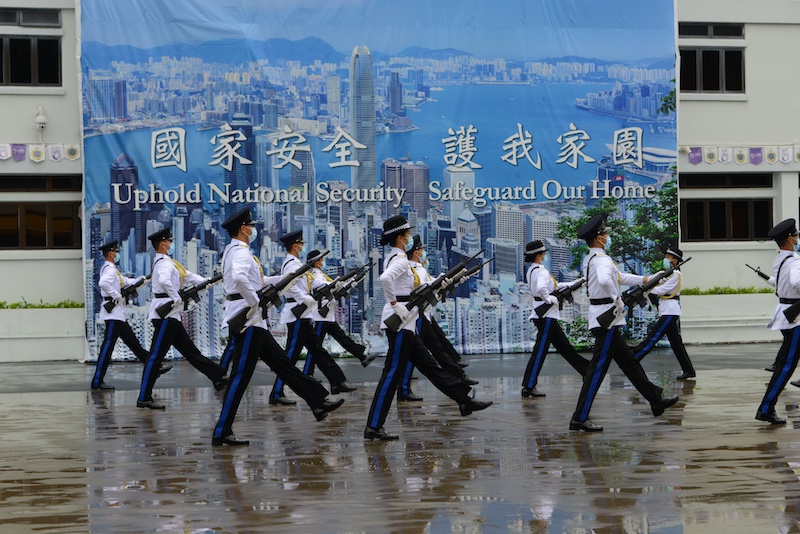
[0,299,85,309]
[681,286,773,295]
[565,315,594,351]
[658,79,676,116]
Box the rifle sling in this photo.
[776,255,794,298]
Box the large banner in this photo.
[81,0,677,360]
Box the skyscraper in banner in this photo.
[349,46,377,194]
[223,112,254,223]
[290,150,316,226]
[389,72,402,115]
[110,153,148,253]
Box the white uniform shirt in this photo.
[221,239,282,332]
[582,247,645,329]
[98,260,139,321]
[380,247,415,332]
[310,267,336,323]
[147,253,206,322]
[410,261,434,321]
[649,270,682,317]
[279,254,313,324]
[767,250,800,331]
[526,263,570,321]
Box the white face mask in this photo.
[246,225,257,244]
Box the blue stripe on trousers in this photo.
[635,316,675,360]
[139,320,169,401]
[400,361,413,396]
[93,321,116,387]
[303,322,325,375]
[578,326,616,422]
[274,320,302,396]
[761,328,800,413]
[220,336,236,370]
[370,331,404,429]
[214,328,253,438]
[525,318,552,389]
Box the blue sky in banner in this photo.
[81,0,674,61]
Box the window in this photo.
[681,199,772,241]
[679,23,744,93]
[679,173,771,189]
[0,9,62,86]
[0,174,81,192]
[0,202,81,249]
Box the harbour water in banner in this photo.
[81,0,677,359]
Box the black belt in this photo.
[590,298,613,305]
[780,298,800,304]
[226,293,243,301]
[396,295,411,302]
[286,298,297,303]
[103,297,113,302]
[533,297,544,302]
[155,293,169,298]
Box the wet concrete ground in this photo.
[2,343,800,533]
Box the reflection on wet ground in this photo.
[1,345,800,532]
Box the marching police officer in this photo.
[365,216,491,441]
[91,240,171,390]
[569,215,678,432]
[269,231,356,405]
[396,235,478,402]
[521,240,589,397]
[302,250,376,378]
[632,245,696,380]
[212,208,343,446]
[756,218,800,425]
[137,228,227,410]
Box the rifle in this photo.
[533,277,586,317]
[291,261,371,320]
[155,273,223,319]
[103,275,151,312]
[435,258,493,302]
[227,250,330,334]
[746,263,771,282]
[317,261,373,318]
[384,249,484,332]
[597,257,692,330]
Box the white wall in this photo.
[0,1,84,305]
[677,0,800,290]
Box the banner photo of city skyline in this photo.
[81,0,677,360]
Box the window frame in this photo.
[0,35,62,87]
[680,198,772,242]
[678,22,745,94]
[0,202,81,250]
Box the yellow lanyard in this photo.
[253,255,264,277]
[172,259,189,284]
[305,271,314,292]
[323,272,333,282]
[411,264,422,288]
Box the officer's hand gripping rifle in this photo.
[317,261,373,318]
[228,250,329,334]
[155,273,223,319]
[597,257,692,330]
[292,260,371,320]
[384,249,484,332]
[104,275,151,312]
[533,277,586,317]
[746,263,771,282]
